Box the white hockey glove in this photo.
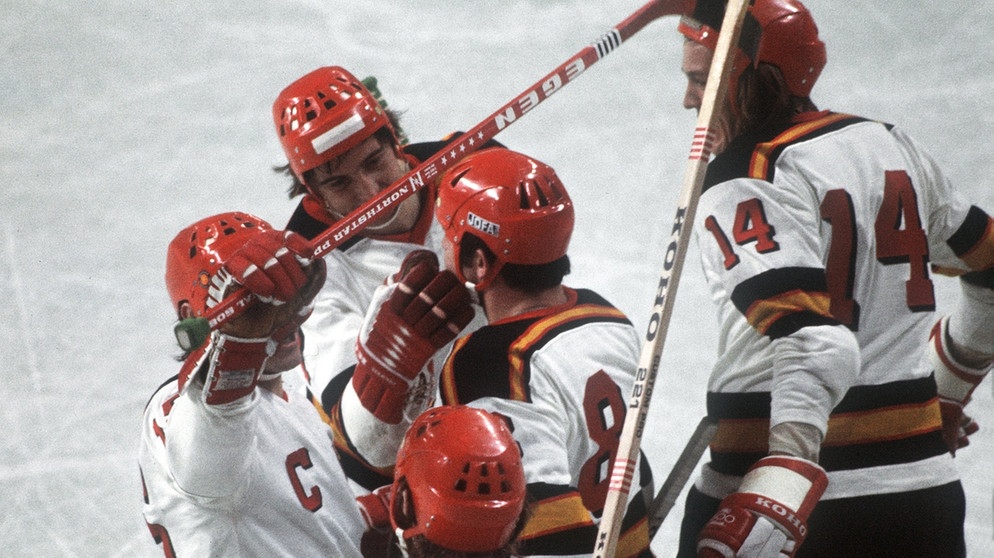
[697,456,827,558]
[928,316,990,455]
[352,250,474,424]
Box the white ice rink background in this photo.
[2,1,992,555]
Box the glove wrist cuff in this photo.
[930,317,991,403]
[736,455,828,539]
[203,333,275,405]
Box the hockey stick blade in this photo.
[647,416,717,537]
[592,1,752,556]
[174,0,693,351]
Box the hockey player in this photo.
[139,212,366,556]
[671,0,994,556]
[142,213,506,557]
[271,66,497,491]
[357,405,530,557]
[430,148,655,557]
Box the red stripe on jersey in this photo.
[439,334,473,404]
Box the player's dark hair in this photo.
[735,62,817,137]
[459,233,570,293]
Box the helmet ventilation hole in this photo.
[450,168,472,187]
[518,180,550,208]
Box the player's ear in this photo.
[467,248,491,283]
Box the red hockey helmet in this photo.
[390,405,526,553]
[273,66,398,183]
[435,148,574,290]
[678,0,826,98]
[165,212,271,317]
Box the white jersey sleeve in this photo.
[300,227,446,402]
[139,365,365,556]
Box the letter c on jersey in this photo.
[286,447,323,512]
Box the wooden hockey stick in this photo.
[592,1,752,556]
[174,0,696,351]
[647,416,718,537]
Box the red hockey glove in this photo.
[358,485,395,557]
[356,485,393,530]
[352,250,474,424]
[224,229,312,305]
[698,455,827,558]
[265,259,327,374]
[204,255,326,400]
[202,333,276,405]
[929,317,990,455]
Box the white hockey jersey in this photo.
[299,228,445,406]
[691,110,993,499]
[284,137,508,491]
[288,200,449,492]
[440,288,654,558]
[139,355,365,557]
[285,138,494,410]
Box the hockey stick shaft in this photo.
[592,1,752,556]
[176,0,694,349]
[646,416,717,537]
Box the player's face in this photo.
[265,329,303,373]
[306,136,416,231]
[681,39,713,113]
[680,39,734,154]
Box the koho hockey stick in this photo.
[647,416,718,538]
[592,1,753,556]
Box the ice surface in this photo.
[2,1,991,555]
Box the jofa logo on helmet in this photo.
[466,212,500,237]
